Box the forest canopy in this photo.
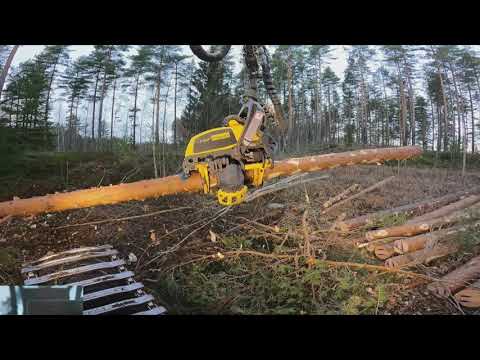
[1,45,480,159]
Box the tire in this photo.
[189,45,232,62]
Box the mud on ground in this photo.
[1,164,479,314]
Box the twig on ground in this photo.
[245,174,330,203]
[322,176,395,214]
[54,206,191,229]
[0,215,12,226]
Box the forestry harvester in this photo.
[183,45,287,206]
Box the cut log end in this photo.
[427,256,480,297]
[454,288,480,308]
[374,244,396,260]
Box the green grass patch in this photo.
[153,241,396,315]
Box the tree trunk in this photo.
[67,96,75,151]
[132,74,140,148]
[403,58,416,145]
[398,74,408,146]
[173,61,178,148]
[97,47,113,146]
[467,83,475,153]
[0,146,422,217]
[429,97,436,152]
[43,55,59,149]
[439,67,449,151]
[91,71,100,141]
[0,45,19,100]
[152,89,158,178]
[286,51,294,148]
[155,62,163,146]
[161,80,171,177]
[110,78,116,150]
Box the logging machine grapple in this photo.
[184,45,287,206]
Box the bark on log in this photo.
[385,243,458,269]
[334,188,480,233]
[428,255,480,297]
[365,202,480,241]
[323,184,361,209]
[405,194,480,223]
[0,146,422,218]
[374,243,396,260]
[454,279,480,308]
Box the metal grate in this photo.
[22,245,166,316]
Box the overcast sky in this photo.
[13,45,350,79]
[10,45,350,142]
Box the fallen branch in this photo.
[322,184,361,209]
[322,176,395,214]
[164,249,437,281]
[334,188,480,233]
[0,215,12,225]
[454,279,480,308]
[245,174,329,203]
[428,255,480,297]
[385,243,458,269]
[54,206,191,229]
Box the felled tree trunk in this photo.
[365,201,480,241]
[0,146,422,218]
[405,194,480,223]
[385,243,458,269]
[334,188,479,233]
[428,255,480,297]
[393,229,452,254]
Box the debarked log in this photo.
[0,146,423,217]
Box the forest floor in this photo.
[1,150,480,315]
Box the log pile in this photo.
[428,255,480,307]
[333,187,480,233]
[343,187,480,308]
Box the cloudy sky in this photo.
[13,45,350,79]
[10,45,350,142]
